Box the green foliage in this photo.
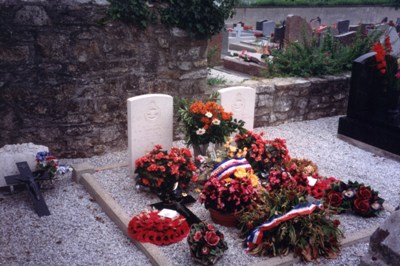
[207,46,220,68]
[108,0,238,39]
[240,0,396,7]
[207,76,226,86]
[266,29,379,78]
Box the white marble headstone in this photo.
[127,94,173,177]
[380,26,400,57]
[262,21,276,37]
[0,143,49,187]
[218,86,256,130]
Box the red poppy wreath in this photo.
[128,210,190,245]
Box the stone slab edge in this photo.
[337,134,400,162]
[73,163,395,266]
[74,168,172,266]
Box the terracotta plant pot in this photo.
[209,208,237,227]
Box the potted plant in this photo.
[187,222,228,265]
[199,165,258,227]
[176,92,245,157]
[134,145,198,200]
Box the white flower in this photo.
[196,128,206,135]
[212,119,220,125]
[371,201,381,210]
[205,112,213,118]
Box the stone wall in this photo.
[0,0,208,157]
[214,74,351,128]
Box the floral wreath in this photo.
[128,210,190,245]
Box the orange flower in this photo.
[372,42,387,74]
[221,112,232,121]
[384,35,392,53]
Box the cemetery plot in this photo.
[80,120,395,266]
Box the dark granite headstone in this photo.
[338,52,400,156]
[256,19,269,31]
[274,25,285,49]
[337,20,350,34]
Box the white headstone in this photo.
[218,86,256,130]
[127,94,173,177]
[380,26,400,57]
[233,24,243,40]
[0,143,49,187]
[262,21,275,37]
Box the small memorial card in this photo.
[158,209,179,219]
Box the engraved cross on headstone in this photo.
[5,162,51,217]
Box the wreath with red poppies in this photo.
[128,210,190,245]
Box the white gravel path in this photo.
[1,116,399,266]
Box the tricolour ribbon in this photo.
[246,202,321,247]
[210,158,252,180]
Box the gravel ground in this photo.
[1,116,399,266]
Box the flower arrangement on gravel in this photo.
[323,180,385,217]
[35,151,59,178]
[128,210,189,245]
[199,166,258,214]
[187,222,228,265]
[134,145,198,194]
[237,185,343,262]
[235,131,290,177]
[176,92,245,146]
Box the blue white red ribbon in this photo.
[210,158,252,180]
[246,202,321,247]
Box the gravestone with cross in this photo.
[5,161,50,217]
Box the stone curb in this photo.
[73,163,394,266]
[73,164,172,266]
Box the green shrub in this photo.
[266,29,379,78]
[108,0,238,39]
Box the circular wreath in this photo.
[128,210,190,245]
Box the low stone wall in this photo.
[214,74,351,128]
[0,0,208,157]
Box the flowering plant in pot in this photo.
[235,131,290,177]
[187,222,228,265]
[176,92,245,152]
[323,180,384,217]
[134,145,198,198]
[199,166,258,226]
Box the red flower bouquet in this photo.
[187,222,228,265]
[199,167,258,214]
[135,145,198,195]
[371,35,400,92]
[323,180,385,217]
[128,210,189,245]
[177,93,245,146]
[235,131,290,177]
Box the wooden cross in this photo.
[151,189,201,225]
[5,161,51,217]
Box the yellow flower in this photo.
[229,146,237,153]
[224,177,232,183]
[234,167,248,179]
[249,173,259,187]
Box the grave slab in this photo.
[337,19,350,34]
[127,94,173,177]
[218,86,256,130]
[262,21,275,37]
[0,143,49,187]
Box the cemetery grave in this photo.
[72,116,398,266]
